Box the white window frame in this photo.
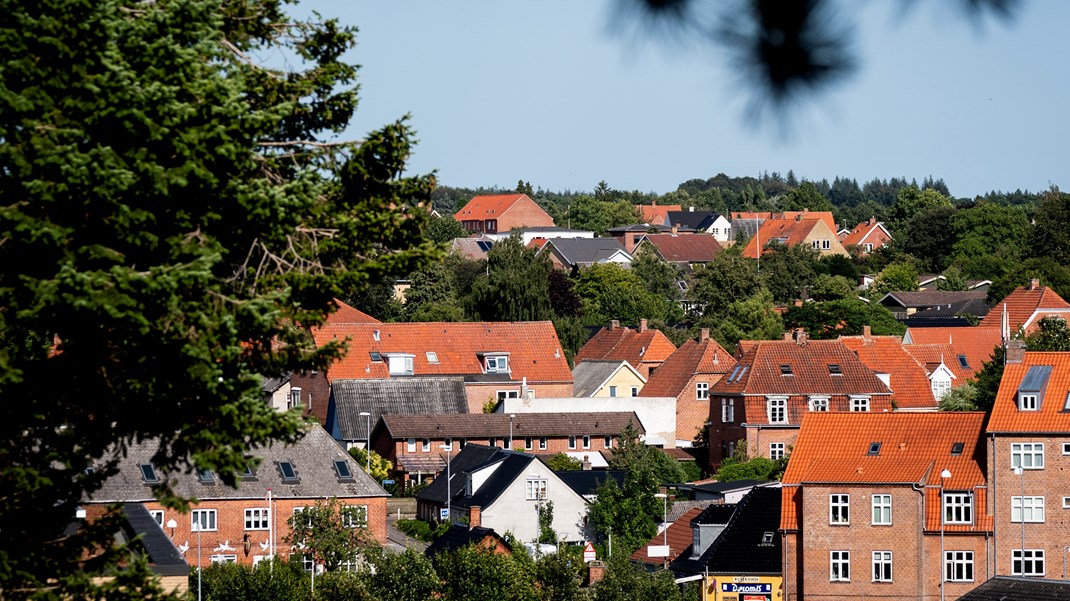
[421,438,430,452]
[1018,393,1038,411]
[525,479,547,500]
[1062,442,1070,455]
[768,397,787,424]
[342,505,367,528]
[604,435,612,449]
[406,438,416,452]
[822,239,831,250]
[811,240,821,250]
[1012,549,1045,576]
[568,435,577,450]
[863,243,873,253]
[387,354,414,376]
[485,355,509,374]
[290,387,302,409]
[945,551,974,582]
[932,378,952,400]
[829,494,850,525]
[770,443,785,461]
[582,435,591,449]
[1010,442,1044,469]
[443,438,453,452]
[872,494,892,525]
[1064,496,1070,509]
[244,507,270,531]
[809,396,829,412]
[630,386,639,397]
[850,397,870,412]
[872,551,892,582]
[210,554,237,564]
[497,389,520,401]
[191,509,217,532]
[722,398,735,423]
[943,493,973,525]
[1011,496,1045,523]
[524,437,533,450]
[149,510,164,527]
[696,382,709,400]
[830,550,850,582]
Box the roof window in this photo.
[957,355,970,369]
[334,460,354,480]
[426,351,439,364]
[139,464,159,484]
[779,364,793,376]
[197,468,214,484]
[761,531,774,544]
[951,442,965,456]
[370,351,382,362]
[867,442,882,456]
[828,364,842,376]
[278,461,299,482]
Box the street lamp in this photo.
[509,414,516,449]
[655,492,669,568]
[440,444,452,524]
[166,518,177,541]
[939,469,950,601]
[192,520,202,601]
[359,412,371,474]
[1013,465,1026,574]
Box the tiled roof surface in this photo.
[640,338,736,398]
[731,210,836,231]
[741,219,820,259]
[555,470,626,497]
[330,378,468,441]
[572,360,643,397]
[979,284,1070,332]
[541,238,629,266]
[902,343,971,385]
[629,507,703,566]
[451,236,494,260]
[328,298,380,324]
[313,321,572,383]
[640,234,723,263]
[903,327,1002,378]
[987,352,1070,432]
[575,326,677,368]
[424,524,510,557]
[455,194,538,219]
[956,576,1070,601]
[672,487,782,576]
[636,204,683,225]
[839,335,936,409]
[713,339,891,397]
[380,412,644,439]
[841,219,891,247]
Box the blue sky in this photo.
[297,1,1068,198]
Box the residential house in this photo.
[450,235,495,261]
[903,326,1003,380]
[84,426,388,568]
[575,319,678,379]
[485,226,593,245]
[556,470,627,501]
[918,275,991,292]
[424,523,512,557]
[879,290,992,321]
[731,210,838,232]
[372,412,643,486]
[639,329,737,447]
[665,209,733,242]
[415,445,590,543]
[311,321,574,413]
[979,279,1070,335]
[708,332,894,470]
[634,233,724,268]
[499,395,677,450]
[781,412,992,601]
[76,503,190,594]
[630,506,705,571]
[454,193,554,234]
[839,328,940,409]
[607,223,680,253]
[985,346,1070,579]
[740,215,849,259]
[636,202,683,226]
[536,237,632,272]
[839,217,893,254]
[903,343,972,398]
[572,360,647,398]
[671,487,783,600]
[676,479,772,504]
[325,377,469,449]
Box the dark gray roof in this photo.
[542,238,629,266]
[416,445,535,510]
[555,470,626,497]
[879,290,988,310]
[572,360,631,397]
[680,479,767,494]
[88,426,387,503]
[606,224,677,234]
[910,297,993,319]
[665,211,722,231]
[671,487,782,577]
[381,412,644,439]
[261,373,291,394]
[328,378,468,442]
[667,500,721,523]
[121,503,190,576]
[424,523,511,557]
[691,503,738,526]
[957,576,1070,601]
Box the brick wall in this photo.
[676,375,721,447]
[500,198,554,230]
[291,371,331,425]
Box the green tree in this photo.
[949,202,1030,279]
[538,500,558,545]
[715,457,782,482]
[348,447,393,482]
[935,267,969,291]
[867,261,919,299]
[548,269,584,318]
[432,545,537,601]
[631,247,682,300]
[939,381,980,412]
[467,235,552,321]
[200,558,308,601]
[1030,185,1070,264]
[1024,316,1070,351]
[546,453,583,471]
[0,1,438,595]
[533,551,584,601]
[888,185,953,235]
[369,549,441,601]
[404,261,466,322]
[782,299,905,339]
[972,345,1008,412]
[426,215,470,244]
[591,557,681,601]
[759,243,820,302]
[810,274,856,301]
[574,263,674,325]
[900,204,957,274]
[706,289,785,349]
[780,181,833,212]
[688,247,762,318]
[287,499,378,573]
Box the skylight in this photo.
[779,364,793,376]
[334,460,353,480]
[426,351,439,364]
[951,442,965,456]
[370,351,382,362]
[828,364,842,376]
[197,468,214,484]
[867,442,882,456]
[957,355,970,369]
[139,464,159,483]
[279,461,298,481]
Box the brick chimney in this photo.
[468,506,481,529]
[587,561,606,586]
[700,328,710,342]
[610,320,619,330]
[1029,278,1040,290]
[863,325,872,343]
[793,329,808,345]
[639,318,648,332]
[1006,339,1026,364]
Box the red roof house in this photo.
[635,233,723,266]
[740,216,848,259]
[636,202,683,226]
[839,217,893,253]
[575,319,677,379]
[454,194,554,235]
[978,279,1070,335]
[839,331,938,410]
[902,326,1002,379]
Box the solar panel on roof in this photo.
[476,241,493,251]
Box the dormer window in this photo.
[1019,393,1038,411]
[1017,365,1052,411]
[139,464,159,484]
[387,354,414,376]
[484,354,509,374]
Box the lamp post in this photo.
[939,469,951,601]
[1013,465,1026,574]
[192,521,202,601]
[440,444,452,524]
[655,492,668,568]
[359,411,371,475]
[166,518,177,541]
[509,414,515,449]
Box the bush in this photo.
[395,519,450,542]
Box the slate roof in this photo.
[713,339,891,398]
[416,445,539,511]
[636,204,683,225]
[638,234,723,263]
[956,576,1070,601]
[572,360,645,397]
[781,412,989,533]
[987,351,1070,433]
[904,326,1002,378]
[606,223,677,234]
[640,337,736,398]
[909,296,993,320]
[380,412,644,439]
[630,507,704,567]
[671,487,783,576]
[554,470,626,497]
[424,523,511,557]
[329,378,468,441]
[87,426,387,503]
[575,324,677,369]
[313,321,572,383]
[838,334,937,409]
[121,503,190,577]
[680,479,767,496]
[664,210,723,231]
[979,282,1070,333]
[540,237,630,267]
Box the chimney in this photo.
[1029,278,1040,290]
[582,455,592,471]
[700,328,710,342]
[639,318,648,332]
[863,325,871,343]
[1006,339,1026,364]
[671,225,678,235]
[610,320,619,330]
[783,331,793,341]
[587,561,606,586]
[468,506,481,529]
[689,206,695,212]
[793,329,808,345]
[793,299,803,307]
[869,216,876,225]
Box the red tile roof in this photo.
[636,204,682,226]
[639,234,723,263]
[714,339,891,397]
[840,218,892,248]
[640,337,736,398]
[838,335,936,409]
[575,325,677,369]
[629,506,703,566]
[731,210,836,232]
[454,194,548,221]
[902,343,970,387]
[979,283,1070,334]
[903,327,1001,379]
[313,321,572,383]
[781,412,990,531]
[327,298,381,324]
[987,351,1070,433]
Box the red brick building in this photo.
[454,194,554,234]
[575,319,677,379]
[840,217,893,254]
[839,330,940,410]
[781,412,992,601]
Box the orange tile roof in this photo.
[903,327,1001,378]
[731,210,836,232]
[740,219,820,259]
[782,412,989,530]
[313,321,573,383]
[987,351,1070,433]
[575,325,677,369]
[454,194,545,221]
[839,335,936,409]
[640,234,723,263]
[636,204,682,225]
[902,343,970,387]
[714,339,891,397]
[979,283,1070,333]
[840,218,892,248]
[327,298,381,324]
[640,337,736,398]
[629,506,703,566]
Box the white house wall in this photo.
[480,468,588,544]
